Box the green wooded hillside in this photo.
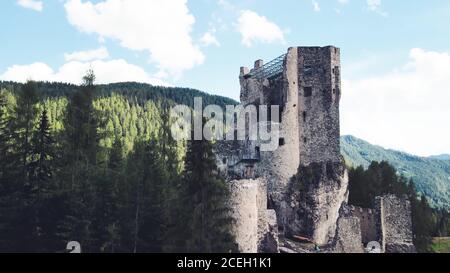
[0,77,237,253]
[341,135,450,210]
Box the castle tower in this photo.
[297,46,342,165]
[238,46,348,244]
[239,48,300,211]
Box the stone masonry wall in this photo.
[228,180,259,253]
[258,48,301,216]
[332,216,364,253]
[228,178,279,253]
[340,205,379,244]
[377,195,416,253]
[297,46,342,166]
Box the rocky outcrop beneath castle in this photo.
[228,179,279,253]
[259,210,279,253]
[332,216,364,253]
[284,160,349,245]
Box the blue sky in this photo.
[1,0,450,156]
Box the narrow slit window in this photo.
[304,87,312,97]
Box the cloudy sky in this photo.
[1,0,449,156]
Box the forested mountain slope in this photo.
[341,135,450,210]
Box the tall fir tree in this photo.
[0,82,40,252]
[158,104,184,252]
[24,109,59,252]
[91,138,124,252]
[0,90,11,251]
[29,109,55,198]
[176,129,236,253]
[121,139,169,253]
[10,81,39,180]
[139,139,168,252]
[57,69,101,251]
[0,90,8,178]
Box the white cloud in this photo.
[341,48,450,156]
[312,1,320,12]
[236,10,285,47]
[64,0,204,76]
[217,0,237,12]
[367,0,381,11]
[17,0,43,11]
[366,0,387,16]
[64,47,109,62]
[200,31,220,47]
[0,60,168,87]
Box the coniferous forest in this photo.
[0,71,237,253]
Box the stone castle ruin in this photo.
[215,46,416,253]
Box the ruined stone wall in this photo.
[332,216,364,253]
[228,178,279,253]
[297,46,342,166]
[228,180,259,253]
[215,139,259,180]
[341,205,379,244]
[240,63,264,105]
[376,195,416,253]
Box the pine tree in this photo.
[0,82,40,252]
[139,139,168,252]
[63,69,99,182]
[10,81,39,180]
[176,130,236,253]
[411,195,435,252]
[57,70,100,251]
[29,109,54,197]
[0,90,12,251]
[0,90,8,178]
[14,109,57,252]
[91,138,124,252]
[121,139,169,253]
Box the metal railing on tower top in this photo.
[246,53,286,80]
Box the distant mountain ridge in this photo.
[341,135,450,210]
[429,154,450,161]
[0,81,239,108]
